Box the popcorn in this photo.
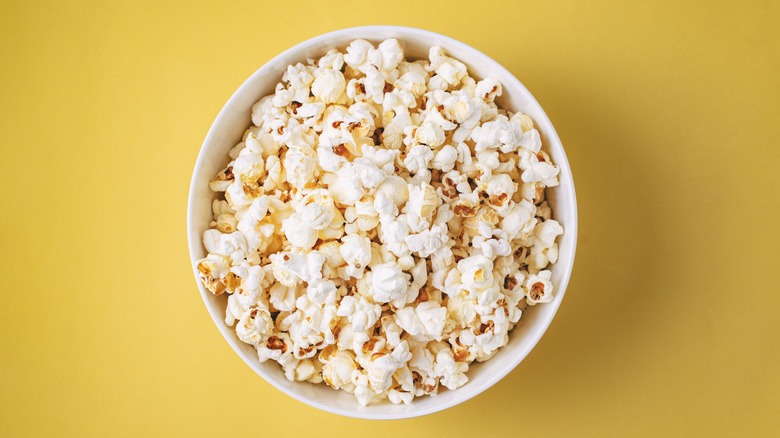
[499,200,537,242]
[209,165,234,192]
[431,341,469,390]
[196,254,231,295]
[471,310,511,360]
[311,69,346,104]
[431,145,458,172]
[388,389,414,405]
[367,262,410,303]
[511,112,535,133]
[394,301,448,341]
[519,149,560,186]
[284,63,315,94]
[317,49,344,71]
[270,251,336,305]
[474,78,502,102]
[235,307,274,346]
[257,333,296,376]
[524,270,554,305]
[485,174,516,202]
[202,230,248,265]
[352,157,386,190]
[225,292,249,326]
[280,304,324,355]
[413,123,446,147]
[339,233,372,279]
[320,347,358,391]
[365,341,412,393]
[318,240,345,270]
[456,255,492,290]
[534,218,564,249]
[395,67,427,99]
[230,262,265,308]
[198,39,564,405]
[380,314,404,348]
[405,225,447,258]
[508,131,539,163]
[281,212,318,249]
[294,358,322,383]
[403,145,435,178]
[324,165,364,206]
[263,155,284,190]
[371,39,404,74]
[471,233,512,259]
[351,370,376,406]
[407,341,439,395]
[520,181,546,205]
[375,175,409,207]
[269,282,297,312]
[379,217,411,257]
[338,295,381,332]
[406,181,439,224]
[298,189,337,230]
[344,39,375,72]
[283,146,317,188]
[427,46,467,86]
[536,200,553,221]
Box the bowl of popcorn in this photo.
[187,25,577,419]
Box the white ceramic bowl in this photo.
[187,25,577,419]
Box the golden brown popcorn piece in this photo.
[267,336,287,353]
[488,193,508,207]
[442,176,459,199]
[478,320,494,334]
[362,338,379,355]
[529,282,546,301]
[453,204,476,217]
[211,166,234,184]
[346,121,361,133]
[196,259,226,295]
[533,185,545,205]
[453,348,470,362]
[319,345,336,362]
[371,352,387,361]
[225,272,241,292]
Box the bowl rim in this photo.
[187,24,578,420]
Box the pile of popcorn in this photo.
[196,39,564,405]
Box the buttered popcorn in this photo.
[195,39,564,405]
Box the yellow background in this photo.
[1,0,778,436]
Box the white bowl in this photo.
[187,25,577,419]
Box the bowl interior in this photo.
[187,26,577,419]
